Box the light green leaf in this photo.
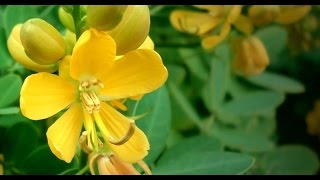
[179,48,209,81]
[153,151,255,175]
[260,145,320,175]
[18,144,79,175]
[242,115,276,138]
[254,25,287,65]
[202,56,229,112]
[246,71,305,94]
[0,73,23,108]
[126,85,171,165]
[0,107,20,115]
[0,113,28,128]
[211,126,275,153]
[0,27,13,69]
[221,90,285,116]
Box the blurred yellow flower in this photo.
[232,35,269,76]
[275,5,311,25]
[20,28,168,163]
[170,5,253,50]
[306,100,320,136]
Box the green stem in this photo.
[75,164,89,175]
[150,5,165,16]
[72,5,82,40]
[131,100,140,117]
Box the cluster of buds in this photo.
[170,5,312,76]
[8,5,151,72]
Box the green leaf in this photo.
[153,151,255,175]
[0,107,20,115]
[0,74,23,108]
[202,57,229,111]
[18,144,79,175]
[254,25,287,65]
[221,90,285,116]
[0,113,28,129]
[211,126,275,153]
[3,5,38,37]
[157,135,223,165]
[2,121,38,164]
[242,115,276,138]
[260,145,320,175]
[246,71,305,94]
[179,48,209,82]
[0,27,13,69]
[168,82,204,132]
[126,85,171,164]
[167,64,186,85]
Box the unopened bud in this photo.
[61,5,74,14]
[275,5,311,25]
[232,36,269,76]
[7,24,58,73]
[20,18,66,65]
[108,5,150,56]
[87,5,128,31]
[248,5,280,26]
[59,7,76,33]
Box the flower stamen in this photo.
[108,119,136,145]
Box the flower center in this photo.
[79,78,104,114]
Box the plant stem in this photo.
[72,5,81,40]
[75,165,89,175]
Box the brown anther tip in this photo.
[108,120,136,145]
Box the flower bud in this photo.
[59,7,75,33]
[232,36,269,76]
[248,5,280,26]
[87,5,128,31]
[20,18,66,65]
[108,5,150,56]
[7,24,58,73]
[61,5,73,13]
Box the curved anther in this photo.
[108,119,136,145]
[79,131,93,154]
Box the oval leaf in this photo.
[246,71,305,94]
[260,145,320,175]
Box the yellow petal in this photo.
[100,49,168,100]
[98,102,149,163]
[275,5,311,25]
[233,15,254,35]
[201,22,231,50]
[70,28,116,81]
[47,103,83,163]
[20,72,77,120]
[170,10,222,36]
[7,24,57,73]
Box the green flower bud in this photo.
[87,5,128,31]
[59,7,76,32]
[108,5,150,56]
[20,18,66,65]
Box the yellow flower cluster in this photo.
[170,5,311,76]
[7,5,168,175]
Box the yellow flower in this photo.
[90,153,151,175]
[170,5,248,50]
[275,5,311,25]
[248,5,280,26]
[20,28,168,163]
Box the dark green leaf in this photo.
[0,74,23,108]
